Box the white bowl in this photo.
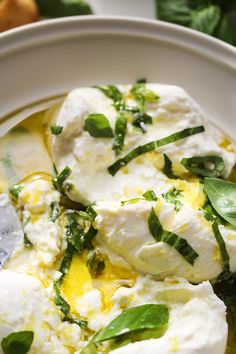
[0,16,235,137]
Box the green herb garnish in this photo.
[112,113,128,155]
[132,112,153,133]
[94,85,123,103]
[130,83,160,106]
[52,166,72,194]
[203,202,226,224]
[79,206,97,222]
[212,221,230,278]
[143,190,158,201]
[24,234,33,248]
[9,184,22,198]
[162,188,183,211]
[87,249,105,277]
[181,156,225,177]
[85,113,114,138]
[1,331,34,354]
[50,125,63,135]
[205,178,236,226]
[81,304,169,353]
[50,201,60,222]
[148,207,199,265]
[108,126,205,176]
[162,154,178,179]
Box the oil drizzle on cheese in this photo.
[62,253,136,316]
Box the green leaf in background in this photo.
[157,0,236,45]
[35,0,92,18]
[85,114,114,138]
[205,178,236,226]
[190,5,221,35]
[214,13,235,45]
[1,331,34,354]
[157,0,192,26]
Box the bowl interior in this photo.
[0,16,235,137]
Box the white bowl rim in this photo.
[0,15,235,71]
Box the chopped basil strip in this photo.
[162,154,178,179]
[50,125,63,135]
[181,156,225,177]
[1,331,34,354]
[112,113,128,155]
[24,234,33,248]
[54,244,87,328]
[87,249,105,277]
[113,102,139,113]
[121,198,143,206]
[205,178,236,226]
[162,188,183,211]
[52,166,72,194]
[9,184,22,198]
[148,207,199,265]
[136,78,147,84]
[86,304,169,350]
[50,201,60,222]
[94,85,123,103]
[108,126,205,176]
[85,113,114,138]
[130,83,160,106]
[212,221,230,277]
[132,112,152,133]
[66,213,97,253]
[143,190,158,201]
[79,206,97,222]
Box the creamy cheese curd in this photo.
[94,199,236,283]
[52,85,235,205]
[75,276,227,354]
[0,270,82,354]
[6,179,65,281]
[0,83,235,354]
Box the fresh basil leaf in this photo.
[87,249,105,277]
[52,166,72,194]
[9,184,22,198]
[132,112,153,133]
[203,202,226,225]
[157,0,192,25]
[162,154,178,179]
[50,201,60,222]
[85,114,114,138]
[35,0,92,18]
[108,126,205,176]
[148,207,199,265]
[181,156,225,177]
[93,304,169,343]
[50,125,63,135]
[113,102,139,113]
[212,221,230,277]
[112,113,128,155]
[205,178,236,226]
[143,190,158,201]
[94,85,123,103]
[190,5,221,35]
[1,331,34,354]
[162,188,183,211]
[214,13,235,45]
